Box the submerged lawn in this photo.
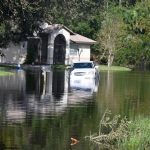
[0,68,14,76]
[99,65,131,71]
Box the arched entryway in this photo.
[53,34,66,64]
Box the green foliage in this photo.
[95,0,150,68]
[97,5,126,66]
[0,0,102,49]
[0,0,48,45]
[71,22,94,38]
[86,110,129,149]
[0,0,149,69]
[114,1,150,68]
[0,23,11,47]
[118,117,150,150]
[87,110,150,150]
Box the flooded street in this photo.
[0,69,150,149]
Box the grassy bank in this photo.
[99,65,131,71]
[0,67,14,76]
[52,64,131,71]
[86,110,150,150]
[0,71,14,76]
[118,117,150,150]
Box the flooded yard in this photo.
[0,68,149,150]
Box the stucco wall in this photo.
[0,27,92,65]
[47,28,70,64]
[0,42,27,64]
[69,43,91,64]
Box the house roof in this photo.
[41,24,75,35]
[70,34,96,44]
[41,23,96,44]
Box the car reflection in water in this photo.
[70,76,99,93]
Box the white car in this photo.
[70,61,99,90]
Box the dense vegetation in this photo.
[87,110,150,150]
[0,0,149,68]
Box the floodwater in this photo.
[0,68,150,150]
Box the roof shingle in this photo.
[70,34,96,44]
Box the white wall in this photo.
[47,28,70,64]
[0,42,27,64]
[0,29,91,65]
[69,43,91,64]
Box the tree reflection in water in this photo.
[0,69,99,122]
[0,69,150,149]
[0,69,98,150]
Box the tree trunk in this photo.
[107,52,114,67]
[119,0,122,7]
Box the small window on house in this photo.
[70,44,78,56]
[70,49,78,55]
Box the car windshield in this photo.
[73,62,93,68]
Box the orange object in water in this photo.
[70,137,79,146]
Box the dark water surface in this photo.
[0,69,149,150]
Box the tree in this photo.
[97,7,126,67]
[0,0,51,46]
[114,0,150,68]
[0,0,102,47]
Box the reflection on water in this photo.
[0,68,99,150]
[69,74,99,105]
[97,71,150,118]
[70,75,99,93]
[0,69,150,149]
[26,69,70,117]
[0,69,98,123]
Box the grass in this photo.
[0,67,14,76]
[0,71,14,76]
[118,117,150,150]
[86,110,150,150]
[52,64,68,69]
[52,64,131,72]
[99,65,131,71]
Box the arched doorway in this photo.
[53,34,66,64]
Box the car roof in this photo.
[73,61,94,64]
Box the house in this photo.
[27,24,96,65]
[0,24,96,65]
[0,42,27,64]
